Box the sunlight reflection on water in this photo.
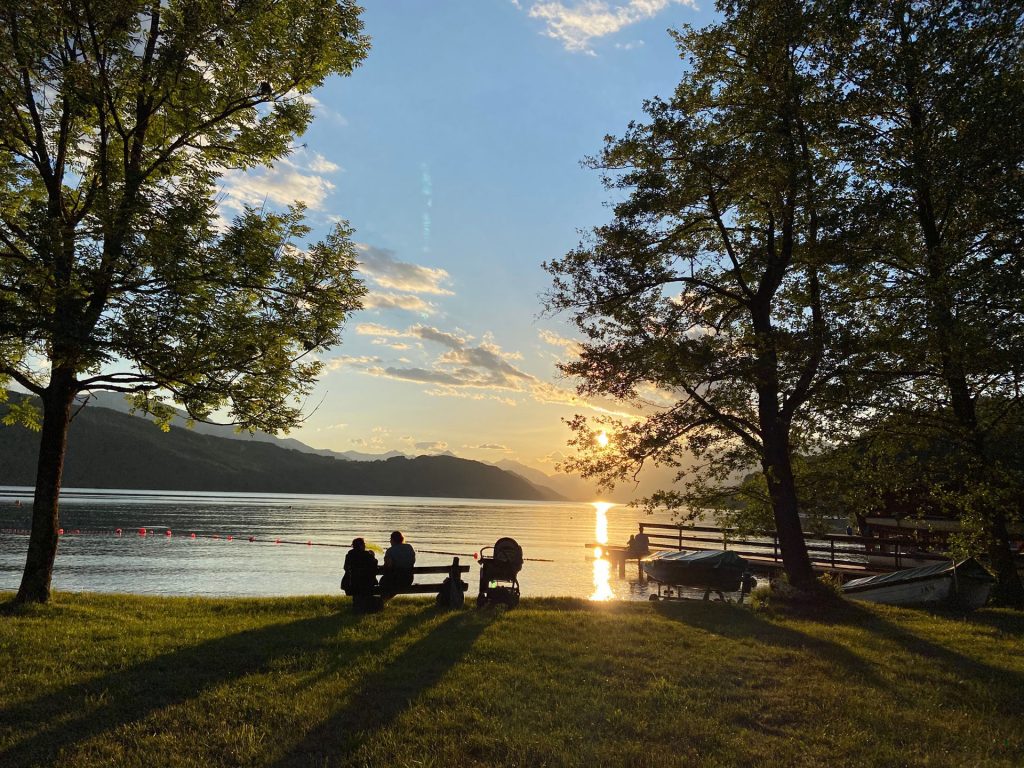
[590,502,615,601]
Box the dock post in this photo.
[618,554,626,577]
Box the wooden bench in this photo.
[350,557,470,611]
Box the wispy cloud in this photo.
[414,440,449,452]
[342,321,637,418]
[314,422,348,432]
[221,166,334,211]
[538,328,582,357]
[362,292,438,314]
[469,443,513,452]
[219,148,344,212]
[324,354,381,371]
[354,245,454,317]
[308,153,341,173]
[524,0,694,54]
[356,322,406,337]
[297,92,350,127]
[357,244,453,295]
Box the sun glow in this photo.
[596,431,609,447]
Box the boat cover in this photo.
[646,550,749,569]
[642,550,749,590]
[843,558,994,594]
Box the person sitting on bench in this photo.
[379,530,416,598]
[341,537,378,596]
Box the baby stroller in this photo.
[477,537,523,608]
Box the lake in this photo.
[0,487,677,601]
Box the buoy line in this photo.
[0,529,555,561]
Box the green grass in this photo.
[0,593,1021,767]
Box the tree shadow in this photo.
[832,604,1024,714]
[650,600,887,688]
[653,599,1023,720]
[0,606,435,768]
[955,607,1024,636]
[269,608,492,767]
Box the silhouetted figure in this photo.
[633,531,650,555]
[380,530,415,598]
[341,537,377,596]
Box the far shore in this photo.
[1,592,1021,767]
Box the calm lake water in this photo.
[0,487,676,600]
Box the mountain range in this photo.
[0,393,566,501]
[82,392,603,500]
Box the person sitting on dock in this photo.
[341,537,378,596]
[379,530,416,598]
[631,531,650,556]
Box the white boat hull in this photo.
[845,574,992,610]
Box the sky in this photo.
[219,0,711,474]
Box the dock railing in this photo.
[635,522,957,575]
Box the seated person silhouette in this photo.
[632,531,650,556]
[379,530,416,598]
[341,537,378,596]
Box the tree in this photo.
[842,0,1024,603]
[0,0,370,603]
[545,0,861,590]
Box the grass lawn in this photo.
[0,593,1021,767]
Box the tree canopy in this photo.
[0,0,370,602]
[547,0,1024,601]
[546,0,862,589]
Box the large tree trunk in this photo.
[15,370,77,604]
[987,510,1024,607]
[761,421,815,589]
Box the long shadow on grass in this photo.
[958,607,1024,636]
[833,604,1024,715]
[269,609,491,768]
[650,600,886,688]
[0,606,434,768]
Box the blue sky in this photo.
[222,0,710,471]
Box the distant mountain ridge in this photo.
[83,392,598,500]
[0,394,565,501]
[84,392,410,463]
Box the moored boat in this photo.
[642,549,749,592]
[842,558,994,610]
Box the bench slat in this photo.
[384,583,448,594]
[372,565,470,575]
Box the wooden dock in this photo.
[588,522,971,581]
[588,544,648,579]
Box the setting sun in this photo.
[596,431,609,447]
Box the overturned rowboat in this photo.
[842,558,994,610]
